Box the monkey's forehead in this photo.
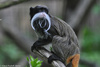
[31,5,48,9]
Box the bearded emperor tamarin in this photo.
[30,5,80,67]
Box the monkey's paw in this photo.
[31,42,42,52]
[48,54,62,64]
[31,42,38,52]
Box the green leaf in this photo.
[26,57,29,62]
[36,64,41,67]
[34,58,38,63]
[26,55,43,67]
[31,61,35,67]
[30,55,34,61]
[50,46,53,51]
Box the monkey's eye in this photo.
[44,8,48,14]
[44,10,48,14]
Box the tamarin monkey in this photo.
[30,5,80,67]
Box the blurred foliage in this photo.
[81,27,100,52]
[26,55,42,67]
[0,37,25,64]
[79,64,88,67]
[80,26,100,66]
[92,4,100,14]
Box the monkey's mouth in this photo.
[31,12,51,32]
[33,18,48,29]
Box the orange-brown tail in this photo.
[66,54,80,67]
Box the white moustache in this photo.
[31,12,51,32]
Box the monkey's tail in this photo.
[66,54,80,67]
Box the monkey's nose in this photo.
[40,12,46,17]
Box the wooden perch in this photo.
[33,48,66,67]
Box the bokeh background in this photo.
[0,0,100,67]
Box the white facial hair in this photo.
[31,12,51,32]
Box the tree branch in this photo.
[0,0,30,10]
[33,48,66,67]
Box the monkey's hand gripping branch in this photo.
[33,47,66,67]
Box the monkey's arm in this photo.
[31,36,52,52]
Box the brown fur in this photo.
[66,54,80,67]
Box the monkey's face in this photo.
[30,6,51,34]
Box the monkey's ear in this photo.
[30,7,35,12]
[30,7,35,19]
